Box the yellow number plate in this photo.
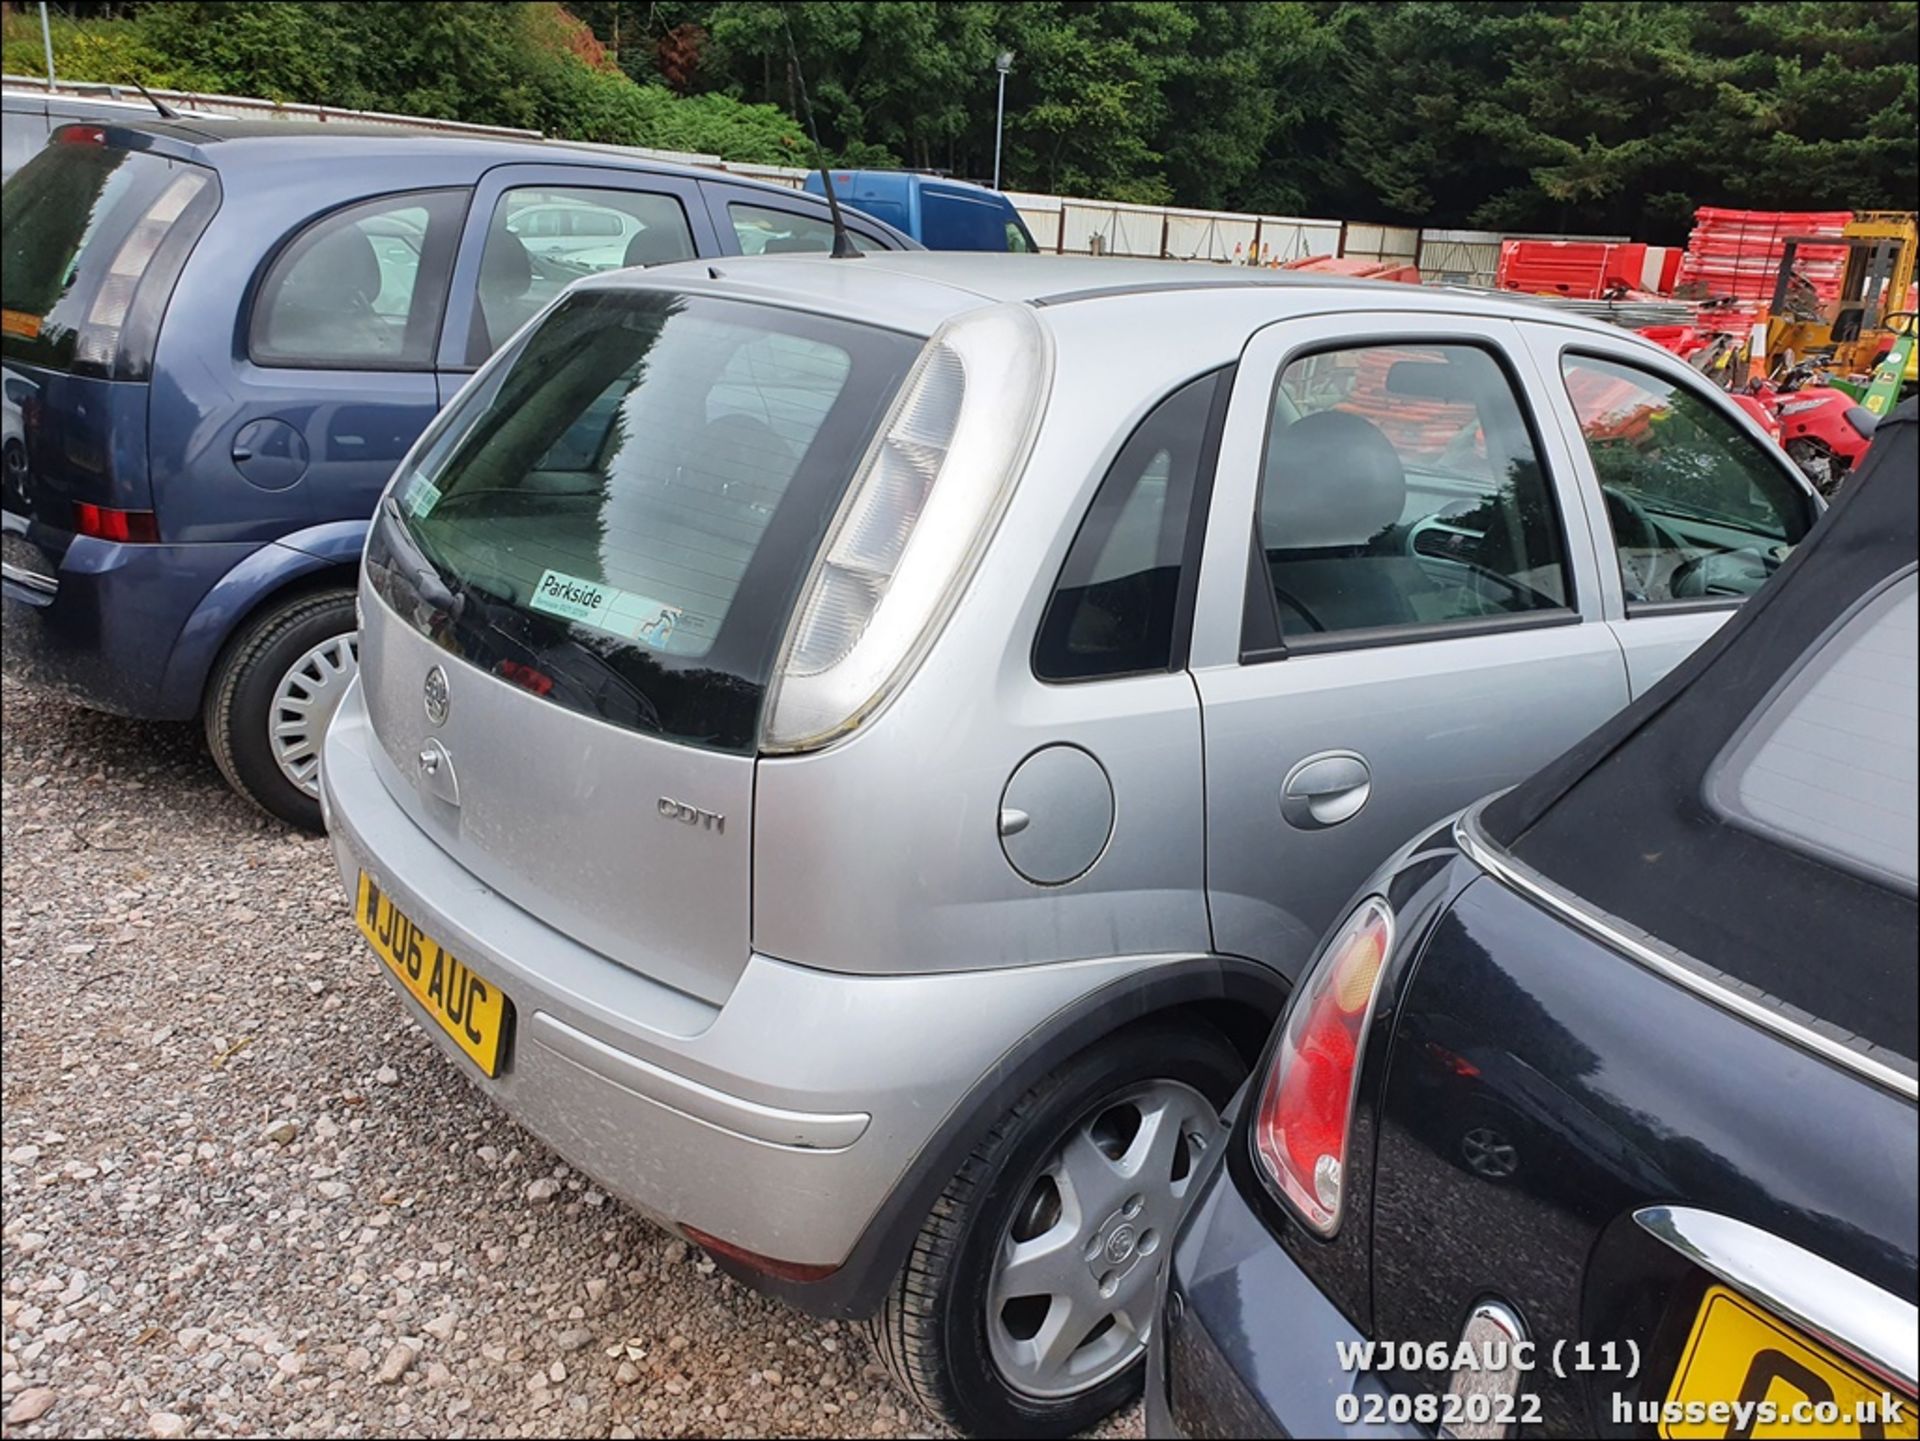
[356,873,510,1077]
[1661,1285,1915,1438]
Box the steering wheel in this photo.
[1603,487,1665,601]
[1884,310,1918,338]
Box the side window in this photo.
[472,186,696,364]
[1561,354,1813,606]
[1251,342,1572,646]
[728,202,888,256]
[1006,221,1035,254]
[251,189,465,369]
[729,203,837,256]
[1035,371,1224,681]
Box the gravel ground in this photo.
[0,677,1146,1440]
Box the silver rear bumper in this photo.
[322,676,1157,1270]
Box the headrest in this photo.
[293,225,380,307]
[1262,409,1408,549]
[1386,358,1481,402]
[624,225,690,268]
[482,229,532,299]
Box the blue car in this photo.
[0,118,912,827]
[802,169,1036,252]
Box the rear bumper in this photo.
[1148,1140,1422,1439]
[321,675,1164,1304]
[1,535,251,719]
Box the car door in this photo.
[697,183,901,256]
[212,187,468,538]
[436,163,720,383]
[1516,323,1822,696]
[1188,312,1631,982]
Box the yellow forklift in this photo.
[1763,210,1918,402]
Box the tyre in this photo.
[204,587,359,831]
[868,1022,1244,1438]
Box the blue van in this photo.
[0,119,912,827]
[802,171,1036,252]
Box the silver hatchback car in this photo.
[321,253,1816,1435]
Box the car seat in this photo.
[1261,410,1436,634]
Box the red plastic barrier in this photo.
[1496,240,1648,298]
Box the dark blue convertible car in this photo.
[1,118,909,826]
[1152,401,1917,1438]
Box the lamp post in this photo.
[992,50,1014,191]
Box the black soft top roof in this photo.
[1481,399,1918,1074]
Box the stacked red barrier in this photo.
[1671,207,1853,330]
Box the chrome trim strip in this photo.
[1444,1298,1528,1439]
[1453,809,1918,1102]
[1635,1206,1918,1395]
[1,560,58,595]
[526,1011,871,1153]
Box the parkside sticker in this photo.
[528,568,690,651]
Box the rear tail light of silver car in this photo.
[1252,895,1396,1236]
[74,171,211,373]
[763,302,1051,752]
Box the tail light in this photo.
[762,303,1051,752]
[73,502,160,544]
[1253,896,1396,1237]
[74,171,210,373]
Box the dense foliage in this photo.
[580,0,1920,237]
[7,1,1915,240]
[1,2,814,163]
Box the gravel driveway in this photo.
[1,678,1144,1439]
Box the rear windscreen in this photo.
[367,289,919,752]
[1,134,216,376]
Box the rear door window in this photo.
[1560,354,1813,605]
[250,189,465,370]
[1250,342,1573,647]
[369,291,919,751]
[471,185,696,363]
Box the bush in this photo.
[1,2,808,164]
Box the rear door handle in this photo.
[1281,751,1372,830]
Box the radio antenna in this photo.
[783,14,861,259]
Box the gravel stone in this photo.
[0,681,1146,1438]
[6,1388,56,1424]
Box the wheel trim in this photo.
[268,632,360,798]
[986,1079,1221,1401]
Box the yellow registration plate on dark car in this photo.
[1660,1285,1914,1438]
[356,873,510,1077]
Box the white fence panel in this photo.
[1342,223,1420,264]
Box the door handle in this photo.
[1281,751,1372,830]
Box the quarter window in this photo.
[1035,371,1224,680]
[1561,354,1812,605]
[472,186,696,363]
[1251,343,1572,646]
[251,190,465,369]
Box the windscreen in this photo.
[367,289,919,752]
